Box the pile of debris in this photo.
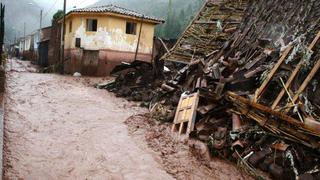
[97,61,159,105]
[155,0,320,179]
[97,38,177,107]
[100,0,320,179]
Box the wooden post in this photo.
[60,0,66,74]
[134,16,144,62]
[0,4,4,65]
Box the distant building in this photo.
[18,31,38,61]
[62,5,164,76]
[18,37,25,56]
[38,26,52,67]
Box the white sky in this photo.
[35,0,99,14]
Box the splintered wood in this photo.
[172,92,199,136]
[161,0,249,63]
[227,92,320,149]
[251,30,320,114]
[272,31,320,110]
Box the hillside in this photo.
[2,0,54,44]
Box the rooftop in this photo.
[68,4,164,23]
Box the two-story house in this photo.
[63,5,164,76]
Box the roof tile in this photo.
[69,4,164,23]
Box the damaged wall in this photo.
[48,21,61,67]
[64,14,157,76]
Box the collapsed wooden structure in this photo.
[101,0,320,178]
[161,0,249,63]
[159,0,320,178]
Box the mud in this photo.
[3,59,173,179]
[125,114,253,180]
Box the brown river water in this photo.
[3,59,173,179]
[3,59,252,180]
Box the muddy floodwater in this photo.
[3,59,251,180]
[3,59,173,179]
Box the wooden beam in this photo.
[309,31,320,49]
[194,21,241,24]
[272,31,320,109]
[254,46,293,102]
[227,91,320,138]
[285,58,320,113]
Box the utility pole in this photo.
[0,3,5,65]
[60,0,66,74]
[28,3,42,47]
[40,10,42,30]
[23,23,25,38]
[23,22,26,51]
[39,9,42,44]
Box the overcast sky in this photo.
[34,0,99,14]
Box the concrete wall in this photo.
[48,22,61,66]
[65,14,155,54]
[63,13,157,76]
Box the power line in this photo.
[78,0,89,7]
[27,0,59,32]
[42,0,60,19]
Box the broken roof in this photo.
[68,4,164,24]
[161,1,248,63]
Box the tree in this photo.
[52,10,64,22]
[152,0,205,39]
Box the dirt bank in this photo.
[125,114,253,180]
[3,59,173,179]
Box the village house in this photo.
[38,26,52,67]
[18,37,25,57]
[63,5,164,76]
[18,31,39,61]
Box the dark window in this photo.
[86,19,97,32]
[75,38,81,48]
[126,22,137,35]
[69,21,72,33]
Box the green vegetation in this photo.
[52,10,64,22]
[156,0,204,39]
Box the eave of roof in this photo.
[64,4,164,24]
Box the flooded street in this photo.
[2,59,253,180]
[3,59,173,179]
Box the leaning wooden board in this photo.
[172,92,200,136]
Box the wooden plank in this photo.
[254,46,293,102]
[309,31,320,49]
[272,31,320,109]
[285,59,320,113]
